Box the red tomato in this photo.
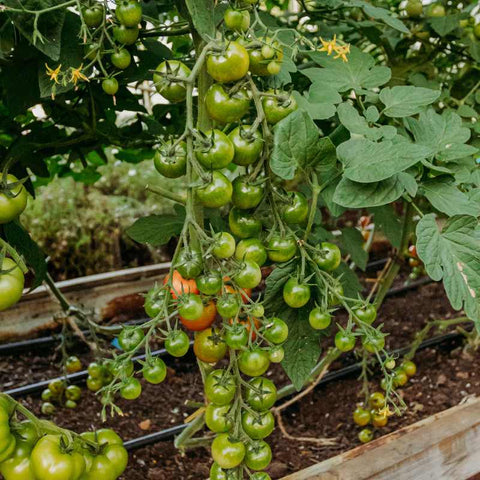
[180,300,217,331]
[163,270,199,299]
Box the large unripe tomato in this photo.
[0,174,28,224]
[282,278,311,308]
[282,192,308,225]
[118,326,145,352]
[238,349,270,377]
[211,434,245,469]
[115,0,142,27]
[225,324,249,349]
[153,60,191,103]
[0,434,36,480]
[212,232,236,259]
[193,328,227,363]
[154,140,187,178]
[242,410,275,440]
[262,92,297,124]
[176,249,203,279]
[314,242,341,272]
[0,257,25,311]
[205,404,233,433]
[31,435,85,480]
[0,400,15,463]
[207,41,250,83]
[196,271,222,295]
[205,84,250,124]
[112,24,139,45]
[196,171,233,208]
[426,3,446,17]
[405,0,423,17]
[229,208,262,239]
[196,130,234,170]
[245,440,272,471]
[205,370,236,405]
[111,48,131,69]
[232,260,262,289]
[232,176,264,210]
[229,126,263,166]
[235,238,267,266]
[180,299,217,331]
[266,235,296,263]
[224,8,250,32]
[82,4,104,28]
[245,377,277,411]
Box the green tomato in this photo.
[401,360,417,378]
[196,171,233,208]
[196,130,235,170]
[112,24,139,45]
[82,5,104,28]
[262,92,297,124]
[41,402,56,416]
[115,0,142,27]
[358,428,373,443]
[268,346,284,363]
[31,435,85,480]
[205,370,236,406]
[352,304,377,325]
[102,78,119,96]
[176,248,203,279]
[369,391,385,409]
[405,0,423,17]
[110,48,131,70]
[64,400,77,410]
[245,440,272,471]
[118,326,145,352]
[228,126,263,166]
[178,293,204,321]
[0,174,28,224]
[211,434,245,469]
[263,317,288,344]
[232,176,264,210]
[196,272,222,295]
[235,238,267,267]
[353,407,371,426]
[48,379,66,396]
[144,287,167,318]
[153,60,191,103]
[0,257,25,311]
[224,8,250,32]
[282,278,311,308]
[241,410,275,440]
[313,242,341,272]
[86,377,103,392]
[232,260,261,290]
[207,41,250,83]
[238,349,270,377]
[393,368,408,387]
[165,330,190,357]
[282,192,308,225]
[327,282,344,307]
[41,389,54,402]
[205,404,233,433]
[362,335,385,354]
[308,308,331,330]
[193,328,227,364]
[205,84,250,124]
[0,435,36,480]
[0,400,15,463]
[426,3,445,17]
[266,234,296,263]
[334,331,356,352]
[65,385,82,402]
[142,358,167,384]
[229,208,262,239]
[225,324,249,349]
[212,232,236,259]
[120,377,142,400]
[154,140,187,178]
[65,356,82,374]
[249,39,283,76]
[245,377,277,411]
[251,473,272,480]
[216,294,241,318]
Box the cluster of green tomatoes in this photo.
[0,395,128,480]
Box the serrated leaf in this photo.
[4,222,47,289]
[370,205,402,249]
[421,178,480,217]
[263,262,296,315]
[337,138,432,183]
[305,47,391,92]
[428,14,460,36]
[281,308,322,391]
[333,175,405,208]
[379,86,440,117]
[270,110,321,180]
[416,214,480,323]
[127,210,185,246]
[340,227,368,271]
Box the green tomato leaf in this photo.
[421,177,480,217]
[404,109,478,162]
[379,86,440,117]
[332,261,363,299]
[416,214,480,324]
[263,262,296,315]
[356,2,410,33]
[281,307,323,391]
[333,175,405,208]
[339,227,368,271]
[127,209,185,246]
[270,109,321,180]
[305,47,391,92]
[428,14,461,36]
[370,205,402,249]
[184,0,215,41]
[337,138,432,183]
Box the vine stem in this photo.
[0,238,28,273]
[146,185,185,205]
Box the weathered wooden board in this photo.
[0,263,171,341]
[282,397,480,480]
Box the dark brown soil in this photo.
[1,281,477,479]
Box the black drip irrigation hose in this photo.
[0,257,414,356]
[122,328,466,451]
